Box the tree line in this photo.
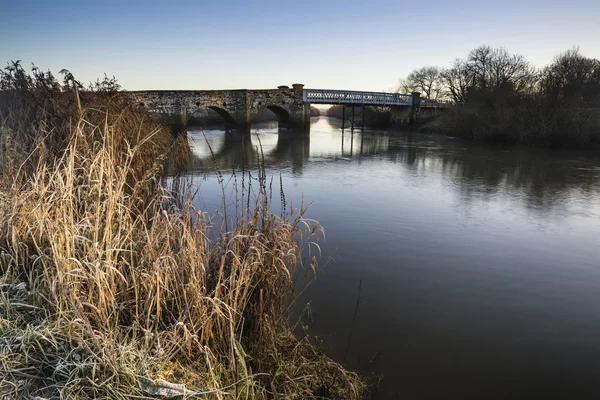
[399,46,600,104]
[399,46,600,148]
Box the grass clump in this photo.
[0,63,365,399]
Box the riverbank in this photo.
[326,103,600,150]
[417,104,600,149]
[0,64,365,399]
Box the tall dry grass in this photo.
[0,75,364,398]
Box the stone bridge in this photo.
[132,84,309,134]
[133,85,448,134]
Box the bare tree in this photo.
[540,47,600,103]
[467,45,493,92]
[440,59,474,102]
[400,66,443,99]
[397,78,417,94]
[467,46,535,96]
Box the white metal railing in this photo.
[303,89,453,108]
[303,89,412,106]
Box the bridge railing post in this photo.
[410,92,421,125]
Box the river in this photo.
[185,116,600,399]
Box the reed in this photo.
[0,65,365,399]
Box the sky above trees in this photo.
[1,0,599,91]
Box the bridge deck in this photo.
[303,89,449,108]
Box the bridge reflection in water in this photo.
[188,124,310,175]
[187,117,396,174]
[185,116,600,217]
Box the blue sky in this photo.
[1,0,599,91]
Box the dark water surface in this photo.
[186,117,600,399]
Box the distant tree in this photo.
[398,46,535,104]
[540,48,600,103]
[391,47,600,148]
[466,46,535,98]
[399,66,443,99]
[397,78,417,95]
[440,59,474,103]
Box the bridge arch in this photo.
[207,106,237,125]
[264,105,294,130]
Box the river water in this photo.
[185,116,600,399]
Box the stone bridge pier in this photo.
[132,84,310,135]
